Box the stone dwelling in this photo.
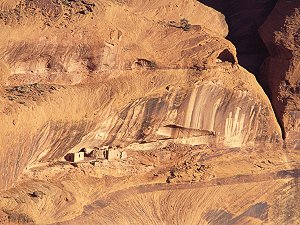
[65,152,84,162]
[79,147,94,157]
[91,146,127,161]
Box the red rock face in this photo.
[259,0,300,148]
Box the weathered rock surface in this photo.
[0,0,231,86]
[0,66,281,190]
[0,0,282,191]
[0,0,294,224]
[259,0,300,148]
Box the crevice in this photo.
[198,0,285,139]
[277,114,286,140]
[198,0,277,82]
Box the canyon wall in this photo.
[0,0,282,191]
[0,68,281,190]
[0,0,232,86]
[199,0,300,148]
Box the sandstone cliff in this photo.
[0,1,297,225]
[0,0,281,191]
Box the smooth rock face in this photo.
[259,0,300,148]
